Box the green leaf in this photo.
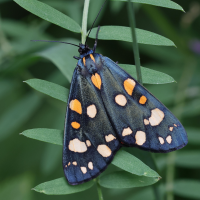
[99,171,159,188]
[89,26,175,46]
[186,128,200,144]
[119,64,175,84]
[174,180,200,199]
[112,150,160,178]
[21,128,63,145]
[111,0,184,11]
[176,151,200,168]
[0,93,41,142]
[14,0,81,33]
[33,177,94,195]
[36,39,78,81]
[24,79,69,103]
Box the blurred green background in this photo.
[0,0,200,200]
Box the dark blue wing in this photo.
[95,54,188,153]
[63,66,120,185]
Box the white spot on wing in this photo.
[135,131,146,146]
[115,94,127,106]
[86,140,91,147]
[68,162,71,166]
[169,127,173,131]
[68,138,87,153]
[81,167,87,174]
[158,137,165,144]
[166,135,172,144]
[88,162,93,170]
[87,104,97,118]
[149,108,164,126]
[144,119,149,125]
[122,127,133,136]
[105,134,116,142]
[97,145,112,157]
[72,161,77,166]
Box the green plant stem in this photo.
[127,2,161,200]
[165,58,196,200]
[96,178,104,200]
[81,0,90,44]
[127,0,142,84]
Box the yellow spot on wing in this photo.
[124,78,136,95]
[149,108,164,126]
[139,96,147,104]
[83,57,86,66]
[90,54,95,62]
[122,127,132,136]
[88,162,93,170]
[174,124,177,127]
[81,167,87,174]
[158,137,165,144]
[115,94,127,106]
[135,131,146,146]
[69,99,82,114]
[105,134,116,142]
[91,73,102,89]
[169,127,174,131]
[71,122,80,129]
[87,104,97,118]
[68,162,71,166]
[97,145,112,157]
[68,138,87,153]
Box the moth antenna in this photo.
[85,0,108,45]
[31,40,80,48]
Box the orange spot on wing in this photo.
[90,54,95,62]
[71,122,80,129]
[139,96,147,104]
[83,57,86,66]
[124,79,136,95]
[69,99,82,114]
[91,73,101,89]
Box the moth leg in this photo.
[73,56,81,60]
[93,26,101,53]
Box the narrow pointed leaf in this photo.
[112,150,160,177]
[99,171,159,188]
[111,0,184,11]
[119,64,175,84]
[24,79,69,103]
[14,0,81,33]
[33,177,94,195]
[174,180,200,199]
[89,26,175,46]
[21,128,63,145]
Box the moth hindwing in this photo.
[63,52,188,185]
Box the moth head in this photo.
[78,44,91,56]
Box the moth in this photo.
[62,26,188,185]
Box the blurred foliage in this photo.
[0,0,200,200]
